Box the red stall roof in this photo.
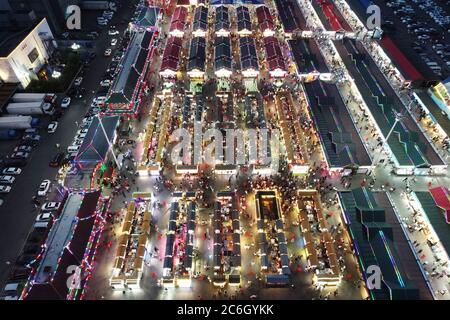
[170,6,188,31]
[380,36,423,82]
[256,6,274,31]
[263,37,286,71]
[429,186,450,223]
[161,36,183,71]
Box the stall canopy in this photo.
[256,6,274,33]
[160,36,183,75]
[273,0,298,33]
[264,37,286,74]
[214,36,232,73]
[169,6,188,34]
[188,37,206,72]
[240,37,259,72]
[236,6,252,33]
[193,6,208,32]
[24,191,104,300]
[76,116,120,166]
[107,30,156,111]
[215,6,230,32]
[134,6,160,28]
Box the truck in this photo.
[0,129,19,140]
[6,101,55,116]
[0,116,33,129]
[12,93,57,105]
[81,1,114,10]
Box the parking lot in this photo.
[0,0,139,290]
[361,0,450,79]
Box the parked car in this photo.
[24,128,38,134]
[100,79,112,87]
[76,132,87,140]
[36,212,53,222]
[2,168,21,175]
[104,48,112,56]
[76,129,89,135]
[14,146,32,153]
[20,140,37,148]
[67,145,81,154]
[111,38,118,46]
[49,152,65,167]
[2,158,27,167]
[95,96,107,107]
[74,77,83,86]
[61,97,71,108]
[10,267,30,281]
[0,185,11,194]
[108,29,119,36]
[47,121,58,134]
[37,180,51,196]
[10,152,29,159]
[1,283,20,300]
[0,175,15,184]
[22,134,40,141]
[41,202,61,211]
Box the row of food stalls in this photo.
[255,190,291,286]
[297,190,340,286]
[212,192,242,286]
[110,200,151,290]
[174,95,204,175]
[274,92,310,175]
[105,6,160,116]
[22,190,110,300]
[138,94,173,175]
[162,195,197,287]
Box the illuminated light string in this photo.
[22,191,109,300]
[77,197,112,300]
[68,197,111,300]
[379,230,405,288]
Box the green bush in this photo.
[26,52,82,93]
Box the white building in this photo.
[0,18,55,88]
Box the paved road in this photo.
[0,2,137,290]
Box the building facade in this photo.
[0,18,55,88]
